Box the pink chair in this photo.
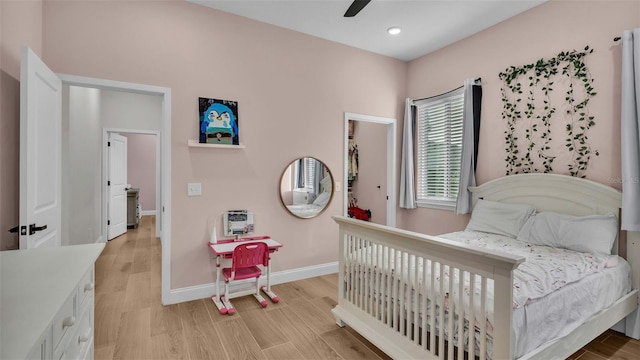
[221,242,269,315]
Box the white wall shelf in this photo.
[188,139,245,149]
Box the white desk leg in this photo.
[211,255,228,314]
[261,252,280,302]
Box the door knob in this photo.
[29,224,47,235]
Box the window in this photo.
[303,157,316,190]
[415,88,464,210]
[295,157,317,190]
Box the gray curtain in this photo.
[455,78,482,214]
[621,28,640,231]
[313,162,324,196]
[400,97,417,209]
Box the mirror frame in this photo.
[279,157,334,219]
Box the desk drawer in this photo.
[52,291,77,350]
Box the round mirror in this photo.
[279,157,334,219]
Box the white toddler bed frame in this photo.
[333,174,639,360]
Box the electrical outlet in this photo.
[187,183,202,196]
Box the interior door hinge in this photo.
[107,180,111,186]
[108,141,111,147]
[107,220,110,225]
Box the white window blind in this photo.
[415,89,464,207]
[303,157,316,190]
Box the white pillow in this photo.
[465,199,536,238]
[312,191,331,206]
[516,212,618,255]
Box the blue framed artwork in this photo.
[199,97,239,145]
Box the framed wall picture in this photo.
[199,97,239,145]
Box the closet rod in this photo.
[414,77,481,102]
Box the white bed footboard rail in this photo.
[332,216,524,360]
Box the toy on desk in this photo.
[223,210,255,241]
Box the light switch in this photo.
[335,181,341,192]
[187,183,202,196]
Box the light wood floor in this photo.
[95,216,640,360]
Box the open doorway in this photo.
[59,74,172,304]
[343,112,396,227]
[105,130,159,240]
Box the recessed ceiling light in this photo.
[387,27,402,35]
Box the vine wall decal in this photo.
[499,46,598,178]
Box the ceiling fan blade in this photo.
[344,0,371,17]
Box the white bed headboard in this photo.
[469,173,621,217]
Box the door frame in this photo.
[58,73,172,305]
[343,112,396,227]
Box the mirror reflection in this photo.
[279,157,333,219]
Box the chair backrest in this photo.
[231,242,269,272]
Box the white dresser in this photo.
[1,243,105,360]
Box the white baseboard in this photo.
[140,210,156,217]
[163,261,338,305]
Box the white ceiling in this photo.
[188,0,546,62]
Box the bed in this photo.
[332,174,639,360]
[286,175,332,218]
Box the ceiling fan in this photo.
[344,0,372,17]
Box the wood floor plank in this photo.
[122,271,151,311]
[320,327,386,360]
[94,290,125,348]
[112,308,152,360]
[236,308,288,349]
[299,276,339,301]
[150,303,183,336]
[602,331,640,354]
[213,317,267,360]
[267,308,341,360]
[288,297,339,335]
[584,340,639,360]
[179,299,227,359]
[150,331,189,360]
[131,247,151,274]
[262,342,305,360]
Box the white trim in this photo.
[343,112,397,227]
[416,198,456,211]
[140,210,156,217]
[57,73,172,307]
[163,262,338,305]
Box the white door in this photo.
[19,47,62,249]
[108,133,128,240]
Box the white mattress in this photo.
[344,230,632,359]
[439,231,632,359]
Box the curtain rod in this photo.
[414,77,481,102]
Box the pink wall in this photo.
[39,0,406,288]
[0,0,42,250]
[123,133,156,213]
[400,0,640,235]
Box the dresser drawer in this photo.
[78,267,95,310]
[59,303,92,360]
[52,291,77,350]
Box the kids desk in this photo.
[208,236,282,314]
